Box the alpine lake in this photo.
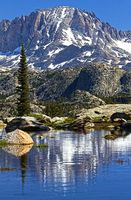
[0,128,131,200]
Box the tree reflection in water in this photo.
[20,154,28,192]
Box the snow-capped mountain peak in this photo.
[0,6,131,70]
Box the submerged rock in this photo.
[3,129,34,145]
[104,134,118,140]
[5,117,50,133]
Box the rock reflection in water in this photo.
[2,144,33,157]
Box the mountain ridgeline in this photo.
[0,6,131,70]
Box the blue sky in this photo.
[0,0,131,30]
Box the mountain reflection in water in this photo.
[31,131,131,186]
[0,130,131,200]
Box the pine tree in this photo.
[17,44,31,116]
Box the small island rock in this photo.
[5,117,50,133]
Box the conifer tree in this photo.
[17,44,31,116]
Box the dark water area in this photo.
[0,129,131,200]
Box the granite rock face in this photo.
[67,90,106,109]
[63,63,125,97]
[0,6,131,69]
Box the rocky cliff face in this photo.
[63,63,125,97]
[0,6,131,70]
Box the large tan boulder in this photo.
[4,129,34,145]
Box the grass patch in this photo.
[45,117,75,129]
[63,117,75,124]
[29,113,44,119]
[93,117,103,123]
[93,116,110,123]
[0,140,8,147]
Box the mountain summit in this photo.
[0,6,131,70]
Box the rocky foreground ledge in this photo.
[62,104,131,131]
[72,104,131,140]
[0,104,131,141]
[1,104,131,131]
[0,117,49,147]
[76,104,131,123]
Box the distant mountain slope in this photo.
[0,6,131,70]
[0,63,130,101]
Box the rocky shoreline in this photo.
[36,104,131,132]
[0,104,131,145]
[0,104,130,141]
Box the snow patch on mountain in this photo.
[48,63,56,69]
[62,28,76,46]
[115,40,131,54]
[47,48,63,57]
[83,50,93,57]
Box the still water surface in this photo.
[0,130,131,200]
